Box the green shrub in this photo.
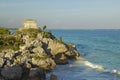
[4,36,15,45]
[0,27,10,36]
[66,44,73,50]
[0,35,22,52]
[43,25,47,31]
[43,32,51,38]
[59,36,63,43]
[15,28,42,38]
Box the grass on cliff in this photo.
[0,27,10,36]
[15,28,42,38]
[15,28,55,39]
[0,28,42,52]
[0,35,21,52]
[0,27,56,52]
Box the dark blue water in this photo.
[49,29,120,80]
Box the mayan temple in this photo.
[19,19,38,30]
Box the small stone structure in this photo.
[19,19,38,30]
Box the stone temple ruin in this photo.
[19,19,38,30]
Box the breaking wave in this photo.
[73,57,120,75]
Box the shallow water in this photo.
[50,29,120,80]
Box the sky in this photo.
[0,0,120,29]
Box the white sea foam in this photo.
[111,69,120,75]
[74,57,120,75]
[83,61,105,71]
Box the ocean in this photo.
[10,29,120,80]
[48,29,120,80]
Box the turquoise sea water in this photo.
[10,29,120,80]
[49,30,120,80]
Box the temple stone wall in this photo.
[19,19,38,30]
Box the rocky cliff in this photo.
[0,27,80,80]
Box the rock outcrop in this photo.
[1,65,23,80]
[0,20,80,80]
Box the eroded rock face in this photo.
[41,38,80,64]
[0,27,80,80]
[48,39,68,56]
[0,32,80,68]
[4,49,15,60]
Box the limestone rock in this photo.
[66,44,80,59]
[37,33,43,40]
[30,39,42,47]
[32,57,56,70]
[0,58,4,67]
[3,49,15,60]
[22,35,32,46]
[32,46,46,57]
[48,39,67,56]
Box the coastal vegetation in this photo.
[0,27,10,36]
[15,28,42,38]
[0,27,55,52]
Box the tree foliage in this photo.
[43,25,47,31]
